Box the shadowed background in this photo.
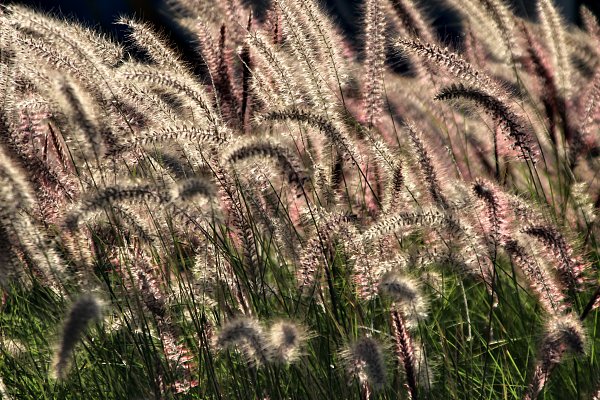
[7,0,600,75]
[7,0,600,38]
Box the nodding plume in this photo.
[345,336,387,392]
[504,239,568,316]
[53,295,102,379]
[117,17,184,73]
[214,317,269,365]
[379,271,427,324]
[396,38,496,90]
[524,314,585,400]
[360,208,457,243]
[256,108,362,164]
[64,184,168,231]
[267,321,307,364]
[222,138,308,192]
[435,84,538,163]
[522,225,586,292]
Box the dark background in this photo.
[7,0,600,57]
[7,1,600,27]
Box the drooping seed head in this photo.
[379,271,419,303]
[214,317,269,365]
[379,272,428,324]
[267,320,307,364]
[546,314,586,356]
[344,336,387,391]
[53,295,102,380]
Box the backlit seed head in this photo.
[53,295,102,380]
[267,320,308,364]
[214,317,269,365]
[344,336,387,391]
[379,272,428,325]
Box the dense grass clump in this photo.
[0,0,599,399]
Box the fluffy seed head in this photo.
[344,336,387,391]
[437,83,538,163]
[380,272,428,325]
[214,317,269,365]
[267,320,307,364]
[525,314,587,399]
[363,0,386,126]
[504,238,568,315]
[379,271,419,303]
[546,314,586,356]
[223,138,308,192]
[53,295,102,380]
[472,178,510,243]
[522,225,586,291]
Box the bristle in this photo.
[503,239,568,315]
[223,138,308,192]
[0,2,598,398]
[581,6,600,50]
[110,125,228,156]
[64,184,169,231]
[380,272,428,324]
[173,177,215,202]
[239,15,252,131]
[245,30,304,107]
[379,272,419,303]
[297,211,356,294]
[7,4,122,67]
[215,24,242,124]
[52,75,105,160]
[396,38,498,90]
[194,19,220,76]
[291,0,351,90]
[477,0,517,62]
[0,146,68,288]
[444,0,511,62]
[361,209,457,243]
[472,178,509,243]
[277,0,333,112]
[158,329,199,394]
[388,0,435,44]
[118,65,218,126]
[128,251,168,318]
[521,21,563,146]
[577,64,600,140]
